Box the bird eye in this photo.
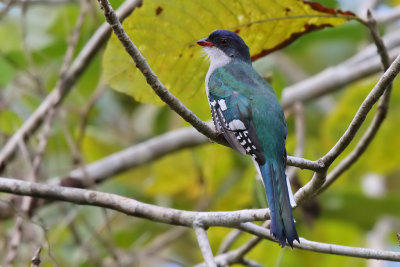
[220,38,228,46]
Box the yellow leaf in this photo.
[103,0,356,104]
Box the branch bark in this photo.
[193,226,217,267]
[0,177,270,227]
[2,176,399,263]
[238,222,400,261]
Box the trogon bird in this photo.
[197,30,299,247]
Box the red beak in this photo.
[197,38,213,47]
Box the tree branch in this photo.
[238,222,400,261]
[318,11,394,193]
[60,124,319,187]
[3,176,399,264]
[196,219,400,266]
[0,177,270,227]
[193,225,217,267]
[30,247,42,267]
[217,229,243,254]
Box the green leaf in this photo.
[103,0,355,105]
[0,57,16,86]
[0,19,23,52]
[0,110,22,135]
[0,110,22,134]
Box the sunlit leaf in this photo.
[103,0,356,104]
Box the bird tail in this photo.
[259,161,299,247]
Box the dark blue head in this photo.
[197,30,251,63]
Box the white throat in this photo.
[203,46,232,96]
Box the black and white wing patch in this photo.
[208,93,266,165]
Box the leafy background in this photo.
[0,0,400,266]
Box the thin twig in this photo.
[5,216,25,266]
[0,124,321,220]
[240,258,266,267]
[217,229,243,254]
[31,107,56,179]
[0,177,270,227]
[143,227,188,256]
[80,213,122,266]
[2,177,399,262]
[4,140,37,266]
[30,247,42,267]
[295,52,400,205]
[193,225,217,267]
[238,222,400,261]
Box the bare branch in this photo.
[30,247,42,267]
[0,177,270,227]
[286,155,322,171]
[217,229,243,254]
[4,140,38,265]
[5,216,25,265]
[65,126,209,186]
[238,222,400,261]
[0,125,327,220]
[318,11,393,193]
[197,219,400,265]
[143,227,188,256]
[63,125,319,187]
[367,11,391,70]
[194,226,217,267]
[31,107,55,179]
[0,126,210,220]
[1,178,400,263]
[0,0,143,170]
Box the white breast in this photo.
[203,46,232,96]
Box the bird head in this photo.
[197,30,251,63]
